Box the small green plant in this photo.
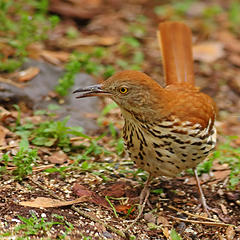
[55,48,114,96]
[170,228,182,240]
[0,148,38,181]
[31,117,72,151]
[214,137,240,189]
[15,213,73,238]
[0,0,59,72]
[228,0,240,32]
[154,0,196,19]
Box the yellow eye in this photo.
[119,87,128,94]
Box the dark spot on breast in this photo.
[156,151,163,157]
[171,129,188,134]
[180,146,186,149]
[199,134,209,140]
[207,141,214,145]
[147,163,150,166]
[167,160,174,165]
[156,157,164,163]
[153,142,160,148]
[200,146,206,150]
[163,141,171,146]
[181,159,186,162]
[191,142,202,146]
[174,138,185,144]
[158,124,174,128]
[203,150,211,155]
[167,147,174,154]
[192,153,198,156]
[182,153,187,157]
[138,152,144,160]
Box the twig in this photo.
[0,144,18,151]
[6,164,55,172]
[170,216,233,227]
[168,205,220,222]
[29,178,126,238]
[125,187,150,231]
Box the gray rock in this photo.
[0,59,100,132]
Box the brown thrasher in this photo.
[73,22,217,216]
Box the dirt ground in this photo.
[0,0,240,239]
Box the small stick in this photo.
[168,205,220,222]
[170,216,233,227]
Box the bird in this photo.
[73,21,217,218]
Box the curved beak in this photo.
[73,84,110,98]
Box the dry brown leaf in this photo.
[157,215,169,226]
[0,126,9,146]
[218,31,240,53]
[220,203,228,215]
[40,50,70,65]
[61,36,118,48]
[162,226,170,238]
[19,196,88,208]
[16,67,40,82]
[226,225,235,240]
[49,0,102,19]
[47,151,68,164]
[193,42,224,63]
[73,183,109,208]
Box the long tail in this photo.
[157,21,195,86]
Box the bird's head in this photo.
[73,70,164,117]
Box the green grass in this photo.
[0,0,59,72]
[213,136,240,189]
[0,148,38,181]
[188,136,240,189]
[0,213,73,239]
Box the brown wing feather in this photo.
[157,22,195,86]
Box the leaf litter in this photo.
[0,0,240,239]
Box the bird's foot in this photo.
[125,175,152,231]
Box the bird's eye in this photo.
[119,87,128,94]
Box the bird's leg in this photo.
[125,174,152,231]
[193,168,211,216]
[139,174,152,205]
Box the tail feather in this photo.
[157,22,195,86]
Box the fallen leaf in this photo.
[19,196,88,208]
[115,205,135,215]
[144,212,156,223]
[73,183,109,208]
[102,181,127,198]
[219,203,228,215]
[60,35,118,48]
[229,54,240,67]
[162,227,170,238]
[47,151,68,164]
[157,215,169,226]
[15,67,40,82]
[226,225,235,240]
[0,126,9,146]
[218,31,240,53]
[193,42,224,63]
[40,50,70,65]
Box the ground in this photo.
[0,0,240,239]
